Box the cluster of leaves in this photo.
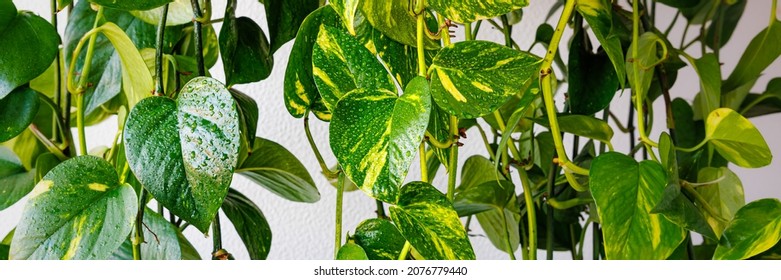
[1,0,781,261]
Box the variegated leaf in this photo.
[704,108,772,168]
[352,218,407,260]
[358,0,439,49]
[696,167,744,237]
[389,181,476,260]
[427,0,529,23]
[576,0,626,86]
[312,25,396,113]
[330,77,431,203]
[713,199,781,260]
[9,156,137,260]
[283,5,345,120]
[330,0,360,35]
[429,40,541,119]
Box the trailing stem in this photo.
[334,171,345,259]
[191,0,206,76]
[132,190,148,260]
[304,113,339,178]
[518,169,536,260]
[211,214,224,259]
[155,4,170,95]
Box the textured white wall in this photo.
[3,0,780,260]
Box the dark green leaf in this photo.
[723,20,781,91]
[34,153,60,184]
[427,0,529,23]
[312,25,396,112]
[231,88,258,152]
[222,188,272,260]
[219,15,273,86]
[283,5,345,120]
[0,11,59,99]
[330,78,431,203]
[264,0,319,53]
[655,0,699,8]
[111,208,182,260]
[0,147,35,211]
[690,53,722,118]
[237,137,319,203]
[740,78,781,118]
[476,206,520,255]
[535,23,554,44]
[696,167,744,237]
[531,115,613,145]
[576,0,626,86]
[89,0,173,11]
[704,108,771,168]
[705,0,746,49]
[590,152,686,259]
[358,0,439,49]
[0,0,16,34]
[389,181,475,260]
[336,242,368,260]
[177,23,219,69]
[714,199,781,260]
[0,86,39,142]
[9,156,137,260]
[429,40,541,119]
[352,218,406,260]
[124,77,240,232]
[568,28,618,115]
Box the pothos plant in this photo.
[1,0,780,261]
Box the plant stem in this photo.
[518,168,537,260]
[155,4,170,95]
[447,115,459,201]
[500,15,512,48]
[500,209,517,260]
[664,11,680,37]
[464,22,474,41]
[545,153,557,260]
[76,93,87,155]
[28,125,68,161]
[682,184,729,224]
[415,1,427,77]
[67,6,104,156]
[419,143,429,182]
[304,114,339,178]
[700,2,720,55]
[334,171,345,259]
[375,200,386,219]
[475,124,496,161]
[398,241,411,260]
[631,0,658,150]
[132,190,148,260]
[425,131,453,148]
[50,0,61,142]
[191,0,206,76]
[211,214,223,258]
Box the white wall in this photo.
[3,0,780,260]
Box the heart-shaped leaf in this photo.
[283,5,345,120]
[714,199,781,260]
[0,10,59,99]
[336,242,368,260]
[237,137,318,203]
[568,28,618,115]
[358,0,439,49]
[111,208,182,260]
[330,77,431,203]
[10,156,137,260]
[390,182,475,260]
[330,0,360,35]
[429,40,541,119]
[352,218,406,260]
[696,167,745,237]
[222,188,272,260]
[219,11,273,86]
[312,25,396,112]
[88,0,173,11]
[124,77,240,232]
[575,0,626,86]
[590,152,686,259]
[264,0,319,54]
[0,147,35,211]
[0,86,39,142]
[704,108,772,168]
[427,0,529,23]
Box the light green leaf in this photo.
[222,188,272,260]
[454,155,511,216]
[352,218,406,260]
[590,152,686,259]
[124,77,240,232]
[237,137,319,203]
[111,208,182,260]
[330,0,360,35]
[389,181,475,260]
[358,0,439,49]
[689,53,721,117]
[0,86,39,142]
[723,20,781,91]
[313,25,396,112]
[476,207,520,254]
[336,242,368,260]
[531,114,614,145]
[264,0,319,53]
[626,32,665,102]
[0,147,35,211]
[427,0,529,23]
[697,167,745,237]
[704,108,772,168]
[330,77,431,203]
[131,0,208,26]
[0,10,59,99]
[283,5,345,120]
[10,156,137,260]
[94,22,155,110]
[89,0,173,11]
[714,199,781,260]
[219,7,273,86]
[575,0,626,86]
[429,40,541,119]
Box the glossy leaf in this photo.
[426,106,452,172]
[222,188,272,260]
[330,78,431,203]
[0,0,15,33]
[576,0,626,86]
[237,137,319,203]
[336,242,368,260]
[358,0,439,49]
[568,28,618,115]
[0,147,35,211]
[264,0,319,53]
[352,218,406,260]
[704,108,772,168]
[0,86,39,142]
[429,40,541,119]
[531,115,613,145]
[330,0,360,35]
[389,182,476,260]
[427,0,529,23]
[0,11,59,99]
[590,152,686,259]
[626,32,664,102]
[10,156,137,260]
[313,25,396,112]
[111,208,181,260]
[723,20,781,91]
[231,88,258,154]
[691,53,721,117]
[220,14,273,86]
[714,199,781,260]
[697,167,745,237]
[283,5,345,119]
[88,0,173,11]
[34,153,60,184]
[131,0,207,26]
[124,77,240,232]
